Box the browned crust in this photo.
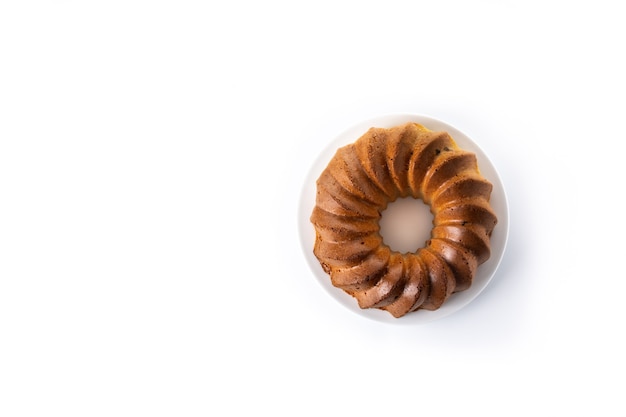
[311,122,497,317]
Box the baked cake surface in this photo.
[310,122,497,318]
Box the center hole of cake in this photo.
[379,197,434,254]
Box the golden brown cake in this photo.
[310,122,497,318]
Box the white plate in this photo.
[298,114,509,324]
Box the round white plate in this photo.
[298,114,509,324]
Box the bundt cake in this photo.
[310,122,497,318]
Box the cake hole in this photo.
[379,197,434,254]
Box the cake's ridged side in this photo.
[328,146,388,207]
[315,170,381,218]
[310,206,379,242]
[314,232,382,264]
[417,248,456,311]
[381,255,430,318]
[431,224,491,265]
[422,151,478,202]
[385,124,422,198]
[430,174,493,208]
[351,253,406,309]
[315,183,379,219]
[434,198,498,235]
[330,246,391,291]
[353,128,398,200]
[311,122,497,318]
[427,238,478,291]
[407,131,456,199]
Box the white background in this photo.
[1,1,624,416]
